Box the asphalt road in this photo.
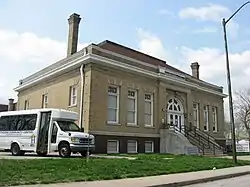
[185,175,250,187]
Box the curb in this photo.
[147,171,250,187]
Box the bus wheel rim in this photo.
[13,145,18,154]
[61,147,68,156]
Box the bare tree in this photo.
[224,121,231,139]
[224,120,246,142]
[234,88,250,146]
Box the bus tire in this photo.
[58,143,71,158]
[11,143,22,156]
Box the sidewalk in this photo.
[18,165,250,187]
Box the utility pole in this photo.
[222,1,250,164]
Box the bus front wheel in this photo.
[11,143,25,156]
[59,143,71,158]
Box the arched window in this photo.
[167,98,183,112]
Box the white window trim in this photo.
[203,105,209,131]
[212,107,218,132]
[107,140,119,154]
[107,85,120,124]
[193,103,199,129]
[144,93,154,127]
[127,140,138,153]
[42,94,48,108]
[127,89,138,126]
[145,141,154,153]
[69,86,77,106]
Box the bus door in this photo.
[36,111,51,154]
[49,121,59,152]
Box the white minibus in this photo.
[0,108,95,158]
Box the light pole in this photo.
[222,1,250,164]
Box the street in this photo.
[185,175,250,187]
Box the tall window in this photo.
[108,86,119,124]
[127,89,137,125]
[193,103,199,129]
[69,86,77,106]
[24,100,29,110]
[42,94,48,108]
[212,106,218,132]
[145,93,153,127]
[203,105,209,131]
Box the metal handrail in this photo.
[190,126,225,151]
[189,126,225,152]
[174,125,225,154]
[174,126,205,154]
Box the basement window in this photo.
[145,141,154,153]
[107,140,119,153]
[127,140,137,153]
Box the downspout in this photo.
[79,64,84,129]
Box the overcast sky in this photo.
[0,0,249,120]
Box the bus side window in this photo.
[9,116,18,131]
[0,116,9,131]
[22,114,37,131]
[29,119,36,130]
[0,117,3,131]
[16,118,23,130]
[0,114,37,131]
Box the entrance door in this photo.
[36,111,51,153]
[167,113,183,131]
[166,98,184,132]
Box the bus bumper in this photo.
[70,144,95,152]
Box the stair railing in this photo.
[186,125,226,153]
[173,125,206,154]
[174,125,225,155]
[190,125,225,152]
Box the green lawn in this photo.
[96,153,176,158]
[0,154,249,186]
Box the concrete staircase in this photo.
[160,128,199,155]
[175,126,225,156]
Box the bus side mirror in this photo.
[80,127,84,132]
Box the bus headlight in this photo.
[71,137,80,143]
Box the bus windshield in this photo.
[57,121,81,132]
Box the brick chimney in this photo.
[8,98,14,111]
[191,62,200,79]
[67,13,81,57]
